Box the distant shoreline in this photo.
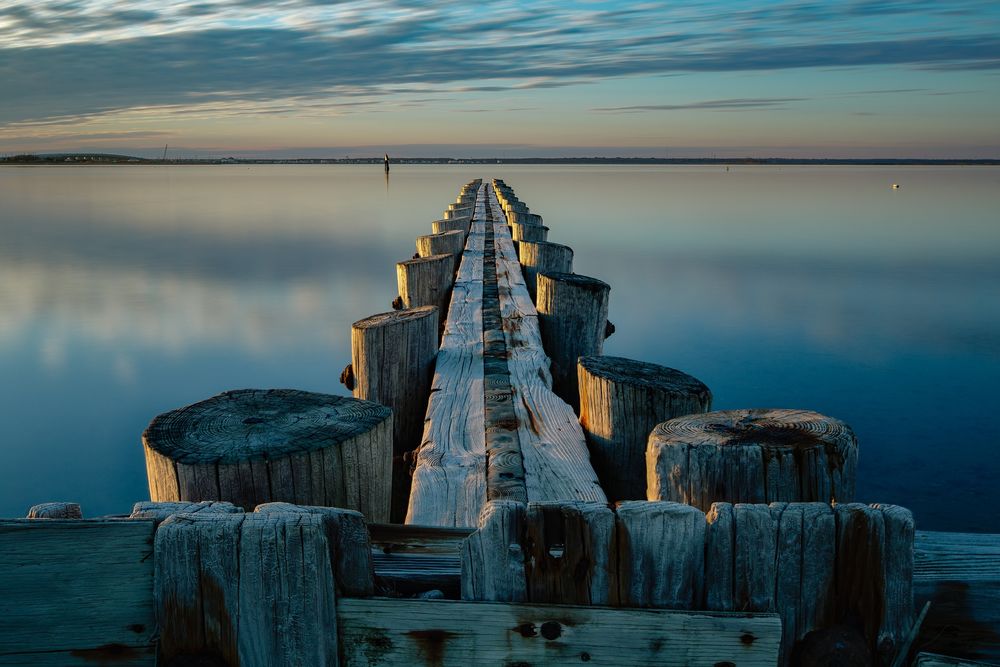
[2,154,998,166]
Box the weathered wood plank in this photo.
[369,523,471,598]
[914,530,1000,662]
[408,184,487,527]
[914,654,1000,667]
[337,597,782,666]
[488,187,606,507]
[0,519,156,661]
[0,646,156,666]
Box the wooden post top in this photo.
[143,389,391,465]
[578,356,712,398]
[352,305,437,330]
[652,408,855,451]
[538,271,610,293]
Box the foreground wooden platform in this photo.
[0,510,997,666]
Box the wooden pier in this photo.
[1,179,998,666]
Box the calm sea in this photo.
[1,165,997,532]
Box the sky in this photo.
[1,0,998,158]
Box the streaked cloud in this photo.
[593,97,807,113]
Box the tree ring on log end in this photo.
[647,408,858,509]
[143,388,391,465]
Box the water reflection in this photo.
[0,165,997,530]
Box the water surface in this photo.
[1,164,997,531]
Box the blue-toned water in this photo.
[1,165,997,531]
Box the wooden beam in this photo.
[337,597,782,666]
[408,184,487,527]
[0,519,156,665]
[914,530,1000,662]
[487,186,606,506]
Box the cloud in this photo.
[0,0,998,128]
[592,97,807,113]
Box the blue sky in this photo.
[1,0,998,157]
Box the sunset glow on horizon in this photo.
[2,0,998,159]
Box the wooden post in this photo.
[508,210,543,225]
[131,500,241,525]
[510,222,549,244]
[616,500,706,609]
[444,205,473,220]
[536,271,611,411]
[417,229,465,276]
[432,217,470,238]
[835,503,915,663]
[524,501,616,605]
[255,502,376,597]
[397,254,454,325]
[646,408,858,510]
[577,356,712,502]
[26,502,82,518]
[519,241,573,302]
[461,500,528,602]
[155,511,338,666]
[352,306,439,523]
[142,389,393,520]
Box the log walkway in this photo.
[406,182,605,526]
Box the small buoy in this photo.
[891,183,900,189]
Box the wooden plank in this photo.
[407,184,487,527]
[368,523,471,598]
[486,186,606,506]
[914,530,1000,662]
[0,646,157,666]
[0,519,156,662]
[337,597,782,666]
[914,653,1000,666]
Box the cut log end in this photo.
[143,389,392,465]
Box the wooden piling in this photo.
[154,511,338,666]
[396,253,454,323]
[646,408,858,510]
[444,205,473,220]
[536,271,611,411]
[519,241,573,302]
[510,222,549,244]
[351,306,438,523]
[142,389,393,520]
[508,210,543,225]
[417,229,465,276]
[26,502,82,519]
[577,356,712,502]
[432,217,471,238]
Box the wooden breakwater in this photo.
[2,179,999,666]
